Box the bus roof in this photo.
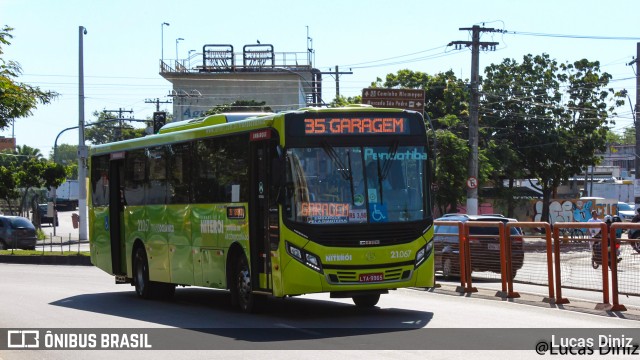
[90,112,276,155]
[158,112,273,134]
[89,106,419,156]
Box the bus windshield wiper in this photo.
[322,142,356,205]
[322,142,352,182]
[380,140,399,181]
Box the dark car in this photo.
[0,216,37,250]
[37,204,59,227]
[434,214,524,280]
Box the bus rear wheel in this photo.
[134,246,152,299]
[133,246,175,300]
[352,294,380,308]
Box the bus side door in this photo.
[249,131,280,293]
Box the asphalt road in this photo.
[30,212,640,312]
[0,264,637,360]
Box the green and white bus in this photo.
[89,105,434,312]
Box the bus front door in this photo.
[250,138,276,293]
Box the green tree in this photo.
[15,144,42,160]
[432,115,469,214]
[0,164,18,213]
[482,54,624,221]
[0,144,43,168]
[49,143,78,178]
[329,95,361,107]
[605,130,622,144]
[0,144,68,217]
[371,69,473,213]
[620,127,635,145]
[372,69,469,125]
[49,143,76,165]
[85,110,147,145]
[10,157,67,222]
[0,26,57,130]
[203,100,272,116]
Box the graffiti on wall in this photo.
[532,199,617,224]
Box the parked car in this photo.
[0,216,37,250]
[37,204,59,227]
[617,202,635,222]
[434,214,524,280]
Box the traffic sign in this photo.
[466,177,478,189]
[361,88,425,111]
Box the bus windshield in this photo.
[285,145,427,224]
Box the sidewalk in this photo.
[429,280,640,322]
[37,209,83,241]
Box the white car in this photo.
[617,202,636,222]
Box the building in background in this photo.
[0,137,16,152]
[160,44,322,121]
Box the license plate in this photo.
[359,273,384,282]
[487,243,501,251]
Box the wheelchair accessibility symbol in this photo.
[369,204,388,223]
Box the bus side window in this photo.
[90,155,110,206]
[193,139,218,203]
[167,142,192,204]
[124,149,146,206]
[146,146,167,205]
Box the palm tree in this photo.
[15,145,43,161]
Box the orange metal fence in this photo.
[552,222,609,308]
[432,220,639,311]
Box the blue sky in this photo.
[2,0,640,155]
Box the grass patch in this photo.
[0,250,90,256]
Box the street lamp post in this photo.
[161,22,169,67]
[78,25,88,241]
[188,49,196,69]
[175,38,184,65]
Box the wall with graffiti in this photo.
[532,198,618,224]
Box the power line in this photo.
[339,45,453,69]
[506,30,640,41]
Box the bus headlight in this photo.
[415,241,433,268]
[288,244,303,260]
[286,241,323,273]
[305,253,321,272]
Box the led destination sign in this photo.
[304,117,408,135]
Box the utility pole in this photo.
[102,108,133,141]
[78,26,88,241]
[317,66,353,101]
[632,43,640,205]
[449,25,499,215]
[145,98,172,111]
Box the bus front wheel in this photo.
[352,294,380,308]
[230,254,263,313]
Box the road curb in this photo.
[0,255,92,266]
[424,283,640,321]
